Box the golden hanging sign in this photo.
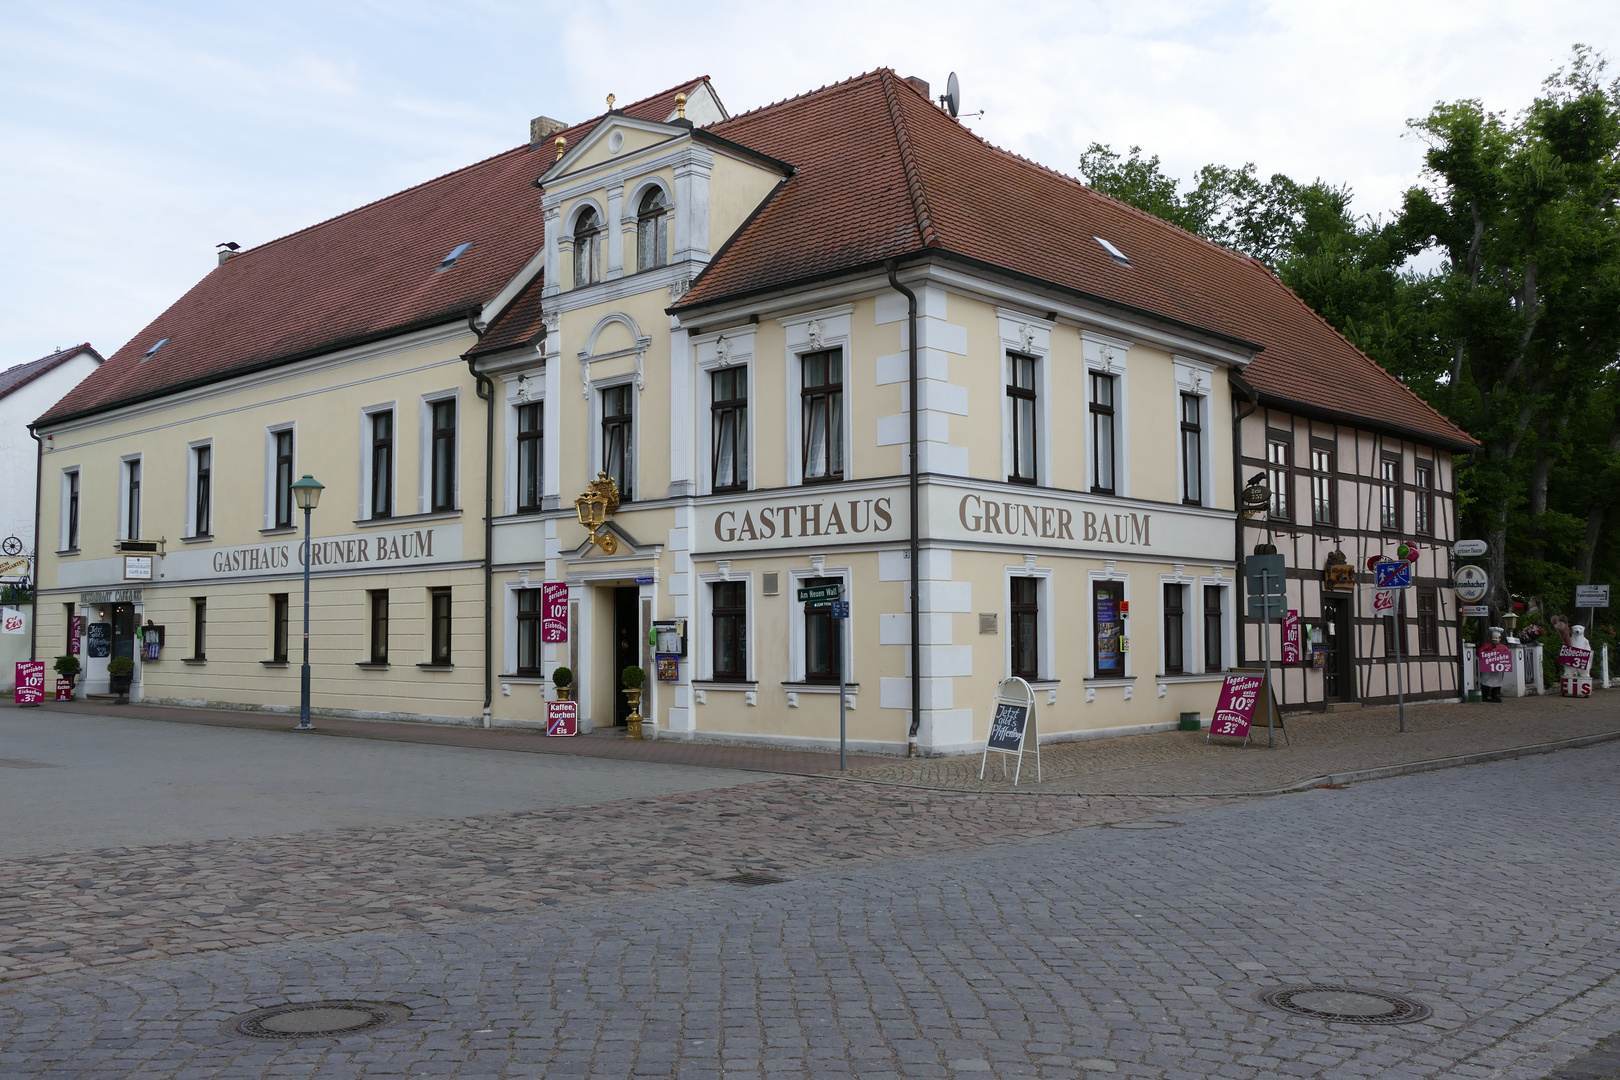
[575,472,621,555]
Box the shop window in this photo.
[370,411,394,519]
[517,402,543,512]
[801,350,844,483]
[62,469,80,550]
[1090,373,1117,495]
[711,366,748,492]
[1164,583,1186,674]
[272,428,295,528]
[803,576,843,683]
[1010,577,1039,680]
[636,187,669,271]
[429,587,452,665]
[1203,585,1224,672]
[192,597,207,661]
[573,207,601,286]
[516,589,543,675]
[601,385,634,500]
[712,580,748,682]
[1414,462,1433,536]
[1008,354,1038,484]
[1310,442,1335,525]
[1180,394,1202,505]
[1381,455,1402,531]
[1267,436,1291,521]
[430,399,456,513]
[271,594,289,663]
[1417,588,1439,654]
[1093,580,1124,677]
[368,590,389,665]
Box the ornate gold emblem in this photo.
[575,472,621,555]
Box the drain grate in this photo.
[1260,985,1431,1025]
[230,1001,407,1040]
[721,872,787,887]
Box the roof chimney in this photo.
[904,76,930,98]
[216,241,240,266]
[530,115,567,147]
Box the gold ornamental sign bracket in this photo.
[575,472,621,555]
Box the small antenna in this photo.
[939,71,960,118]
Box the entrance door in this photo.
[110,604,136,662]
[612,586,639,726]
[1321,598,1354,702]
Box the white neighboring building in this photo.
[1,345,104,556]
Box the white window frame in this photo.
[623,176,675,274]
[787,564,852,685]
[779,307,853,488]
[563,197,608,289]
[184,438,214,538]
[59,467,81,551]
[591,376,639,501]
[419,389,460,514]
[1157,572,1196,677]
[1082,332,1132,497]
[694,328,755,496]
[264,423,296,529]
[357,403,396,521]
[694,567,755,684]
[1174,358,1216,508]
[1196,575,1236,673]
[1003,564,1055,683]
[118,453,143,541]
[997,312,1053,486]
[1085,566,1131,680]
[502,371,546,515]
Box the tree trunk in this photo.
[1576,400,1620,585]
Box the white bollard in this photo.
[1604,645,1611,689]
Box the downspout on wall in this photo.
[1230,372,1260,669]
[886,261,921,751]
[28,426,42,664]
[464,311,495,728]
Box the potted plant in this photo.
[106,655,134,704]
[551,666,573,701]
[54,655,81,698]
[621,665,646,739]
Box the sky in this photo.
[1,0,1614,367]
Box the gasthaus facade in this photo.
[31,70,1433,754]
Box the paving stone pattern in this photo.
[3,744,1620,1079]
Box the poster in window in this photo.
[656,654,679,681]
[1095,590,1121,674]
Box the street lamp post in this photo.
[291,474,324,731]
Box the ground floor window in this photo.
[192,598,207,660]
[1164,583,1185,674]
[1094,581,1124,677]
[1203,586,1224,672]
[712,580,747,681]
[516,589,542,675]
[272,594,288,662]
[1383,593,1406,658]
[368,590,389,664]
[1010,577,1039,680]
[1417,588,1439,655]
[803,576,843,683]
[429,587,452,665]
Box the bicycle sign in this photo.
[1375,560,1412,589]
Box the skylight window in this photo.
[437,243,472,272]
[142,338,169,361]
[1094,236,1131,266]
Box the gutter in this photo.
[1230,371,1260,669]
[27,426,41,666]
[886,261,922,749]
[463,310,495,728]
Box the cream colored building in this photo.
[34,71,1432,754]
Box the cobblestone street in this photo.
[3,727,1618,1078]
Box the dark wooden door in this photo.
[612,586,639,725]
[111,604,135,661]
[1321,598,1354,702]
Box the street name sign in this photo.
[1575,585,1610,608]
[1375,560,1412,589]
[797,583,841,606]
[1454,539,1489,558]
[1454,565,1488,602]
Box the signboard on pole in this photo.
[1575,585,1610,608]
[1245,554,1286,593]
[1375,560,1412,589]
[1,607,24,635]
[796,583,841,607]
[1462,604,1490,617]
[1282,610,1300,664]
[0,556,29,581]
[1371,588,1396,618]
[123,555,153,581]
[978,677,1040,785]
[1478,645,1514,673]
[541,582,569,642]
[13,661,44,706]
[1453,539,1489,558]
[545,699,578,737]
[1454,565,1488,602]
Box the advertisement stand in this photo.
[979,676,1039,785]
[1207,669,1287,748]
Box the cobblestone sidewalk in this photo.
[844,692,1620,793]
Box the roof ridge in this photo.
[712,68,891,128]
[878,69,940,249]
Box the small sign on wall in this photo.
[1,607,24,635]
[124,555,154,581]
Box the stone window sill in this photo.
[1084,676,1136,685]
[781,682,860,693]
[417,663,454,671]
[694,680,758,691]
[261,660,288,668]
[260,526,296,536]
[355,662,389,670]
[181,534,214,545]
[183,658,206,666]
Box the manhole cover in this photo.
[721,872,787,887]
[1103,820,1183,830]
[1260,985,1431,1025]
[231,1001,407,1040]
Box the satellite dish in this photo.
[943,71,960,118]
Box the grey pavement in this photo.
[3,740,1619,1078]
[0,709,772,857]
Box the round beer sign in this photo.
[1454,564,1488,602]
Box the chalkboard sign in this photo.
[86,622,111,658]
[987,701,1030,752]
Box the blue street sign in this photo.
[1375,560,1412,589]
[830,601,849,619]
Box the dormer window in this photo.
[636,188,669,271]
[573,207,602,287]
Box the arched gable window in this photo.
[573,206,601,287]
[635,187,668,271]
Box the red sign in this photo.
[1210,673,1264,738]
[542,582,569,643]
[546,699,578,737]
[1479,645,1514,673]
[55,678,73,701]
[1282,610,1300,664]
[1371,589,1396,618]
[1558,645,1592,671]
[69,615,82,656]
[14,661,45,705]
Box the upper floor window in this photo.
[801,349,843,483]
[430,399,456,512]
[193,445,212,537]
[602,384,633,500]
[573,207,601,287]
[273,429,295,529]
[63,469,80,551]
[1414,461,1433,535]
[1180,393,1202,505]
[1310,443,1335,525]
[1381,455,1402,531]
[124,459,142,540]
[712,366,747,492]
[517,402,543,513]
[636,188,669,271]
[1090,373,1116,495]
[370,411,394,520]
[1267,436,1291,521]
[1008,355,1038,484]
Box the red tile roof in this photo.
[469,273,547,357]
[38,80,712,427]
[680,70,1474,449]
[2,344,102,405]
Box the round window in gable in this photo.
[609,130,625,154]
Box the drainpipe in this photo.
[1231,372,1259,669]
[886,261,921,751]
[464,311,495,728]
[28,426,42,665]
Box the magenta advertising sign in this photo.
[1210,673,1264,738]
[546,699,578,737]
[14,661,44,706]
[1557,645,1592,670]
[542,582,569,643]
[1478,645,1514,673]
[1282,610,1300,664]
